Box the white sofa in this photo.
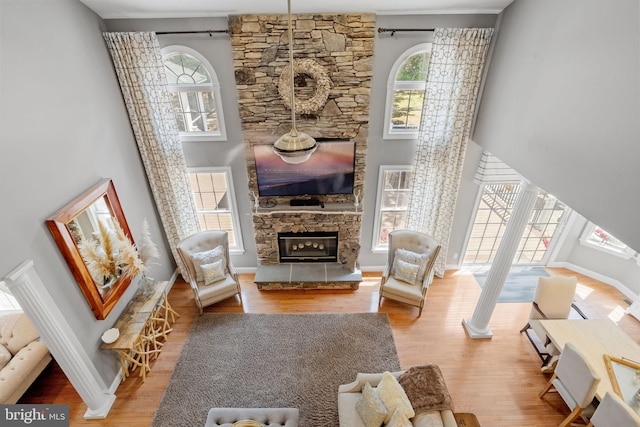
[0,312,52,404]
[338,371,457,427]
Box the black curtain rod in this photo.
[377,27,435,36]
[156,30,229,36]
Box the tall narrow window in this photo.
[188,167,244,253]
[162,46,226,141]
[372,166,414,251]
[464,186,570,265]
[383,44,432,139]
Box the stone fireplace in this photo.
[229,13,374,282]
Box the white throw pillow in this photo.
[201,259,226,286]
[394,248,431,284]
[387,408,413,427]
[0,343,12,370]
[355,382,388,427]
[190,246,225,283]
[377,372,415,424]
[392,258,420,285]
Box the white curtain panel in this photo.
[103,32,199,277]
[406,28,494,277]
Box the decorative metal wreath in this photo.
[278,58,331,115]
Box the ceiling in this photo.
[79,0,515,20]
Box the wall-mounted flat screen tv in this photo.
[254,140,355,197]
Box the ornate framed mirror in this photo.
[46,179,136,319]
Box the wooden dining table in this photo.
[539,318,640,401]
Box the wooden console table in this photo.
[101,280,178,381]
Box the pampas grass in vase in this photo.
[138,218,160,293]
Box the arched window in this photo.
[383,43,432,140]
[162,46,226,141]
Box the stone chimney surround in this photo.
[229,13,374,273]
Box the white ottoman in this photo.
[204,407,299,427]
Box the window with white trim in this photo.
[162,46,226,141]
[188,167,244,253]
[383,43,432,140]
[579,223,635,259]
[372,166,413,251]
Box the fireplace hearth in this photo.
[278,231,338,263]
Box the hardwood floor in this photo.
[20,267,640,426]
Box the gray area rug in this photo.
[473,266,549,303]
[151,313,400,427]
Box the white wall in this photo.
[551,214,640,296]
[0,0,175,384]
[473,0,640,252]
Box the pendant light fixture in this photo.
[272,0,318,164]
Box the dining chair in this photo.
[539,342,600,427]
[378,230,440,317]
[520,275,586,367]
[587,392,640,427]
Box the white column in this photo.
[4,260,116,419]
[463,182,539,339]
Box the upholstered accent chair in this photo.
[539,342,600,427]
[520,276,586,367]
[378,230,441,317]
[177,230,242,314]
[587,392,640,427]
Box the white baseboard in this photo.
[167,269,179,291]
[107,370,121,394]
[549,261,637,301]
[360,265,384,273]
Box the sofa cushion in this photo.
[413,411,445,427]
[355,382,387,427]
[0,341,51,404]
[380,277,425,301]
[0,343,11,370]
[387,408,413,427]
[377,372,415,424]
[0,313,39,355]
[190,245,225,283]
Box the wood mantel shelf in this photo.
[254,202,361,214]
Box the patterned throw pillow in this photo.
[392,258,420,285]
[355,382,388,427]
[190,245,226,283]
[394,248,431,284]
[201,259,226,286]
[377,372,415,424]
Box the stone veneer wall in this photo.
[229,13,374,265]
[253,211,362,265]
